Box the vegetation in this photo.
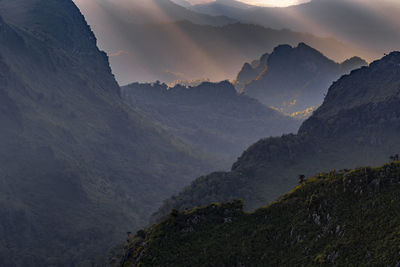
[0,1,215,265]
[117,162,400,266]
[122,81,300,166]
[153,52,400,222]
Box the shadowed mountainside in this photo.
[122,81,300,166]
[237,43,367,117]
[0,0,215,265]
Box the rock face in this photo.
[234,52,269,92]
[122,81,300,166]
[0,0,213,265]
[152,52,400,222]
[239,43,367,118]
[119,163,400,266]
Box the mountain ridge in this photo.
[189,0,400,60]
[152,51,400,222]
[122,80,300,166]
[236,43,367,117]
[117,162,400,266]
[74,0,364,84]
[0,0,215,265]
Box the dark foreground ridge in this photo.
[0,0,214,265]
[116,162,400,266]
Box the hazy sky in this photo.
[241,0,309,6]
[188,0,310,6]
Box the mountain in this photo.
[190,0,400,61]
[73,1,363,85]
[0,0,215,265]
[122,81,300,166]
[170,0,192,8]
[237,43,367,117]
[73,0,234,26]
[152,52,400,222]
[191,0,256,15]
[233,51,269,91]
[117,162,400,266]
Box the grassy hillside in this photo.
[0,0,214,265]
[117,162,400,266]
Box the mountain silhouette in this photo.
[122,81,300,166]
[0,0,215,265]
[153,52,400,221]
[190,0,400,61]
[238,43,367,117]
[74,0,363,85]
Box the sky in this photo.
[188,0,309,7]
[241,0,309,6]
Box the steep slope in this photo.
[153,52,400,221]
[190,0,400,61]
[118,162,400,266]
[240,43,367,117]
[0,0,213,266]
[73,0,361,85]
[234,52,269,92]
[122,81,300,166]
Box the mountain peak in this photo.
[307,50,400,121]
[371,51,400,68]
[272,44,293,53]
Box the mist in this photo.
[73,0,399,85]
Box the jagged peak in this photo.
[341,56,367,65]
[272,44,293,53]
[241,62,254,71]
[370,51,400,68]
[304,51,400,121]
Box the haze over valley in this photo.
[0,0,399,266]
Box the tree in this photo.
[298,174,306,184]
[390,154,399,161]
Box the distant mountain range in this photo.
[190,0,400,61]
[122,81,300,166]
[74,0,234,25]
[152,52,400,221]
[236,43,367,117]
[74,0,363,85]
[118,162,400,265]
[0,0,216,265]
